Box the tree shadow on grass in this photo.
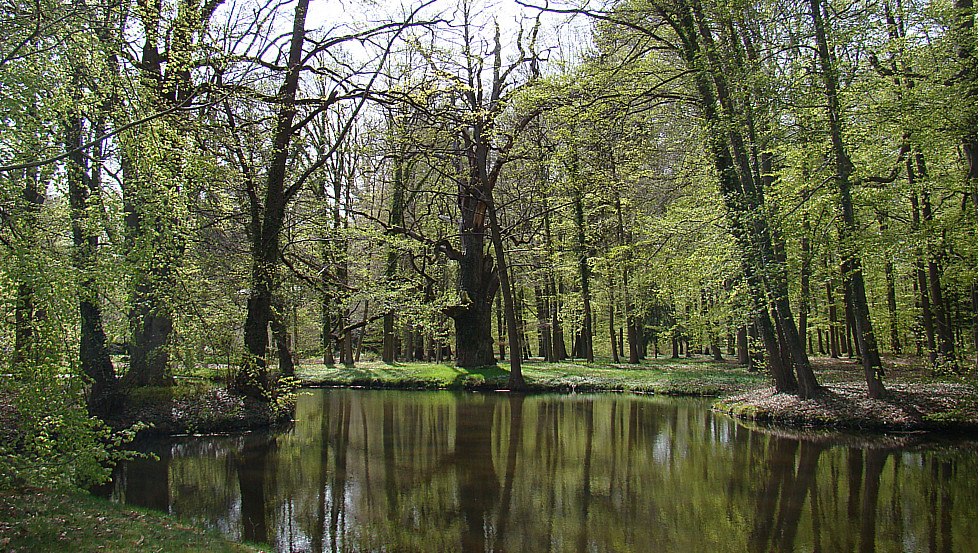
[449,366,509,389]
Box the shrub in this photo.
[1,362,141,490]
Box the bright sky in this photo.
[303,0,591,65]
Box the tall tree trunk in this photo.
[496,291,506,360]
[449,227,497,367]
[798,208,811,340]
[119,0,207,390]
[535,286,552,359]
[921,191,958,370]
[12,166,45,367]
[736,326,750,366]
[485,189,525,389]
[551,279,568,360]
[237,0,309,399]
[332,158,354,368]
[615,197,640,364]
[876,213,902,353]
[771,220,819,397]
[321,293,335,366]
[544,210,566,361]
[572,185,594,362]
[809,0,885,397]
[825,267,841,359]
[608,276,619,363]
[120,136,178,389]
[65,111,118,418]
[382,151,406,363]
[517,285,532,360]
[271,296,295,377]
[953,0,978,197]
[910,190,936,360]
[840,282,854,359]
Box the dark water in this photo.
[100,389,977,553]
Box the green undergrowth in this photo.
[294,357,766,396]
[0,487,264,552]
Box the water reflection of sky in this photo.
[104,389,978,553]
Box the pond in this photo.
[99,388,977,552]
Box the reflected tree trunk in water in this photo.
[237,433,277,546]
[939,460,953,553]
[846,449,864,552]
[577,399,594,552]
[536,400,560,553]
[329,396,352,553]
[775,441,822,552]
[456,398,499,552]
[312,392,331,553]
[889,454,904,550]
[493,394,525,552]
[928,458,955,553]
[383,400,398,521]
[125,442,172,513]
[625,402,637,504]
[809,474,822,553]
[608,402,618,498]
[859,449,887,553]
[750,437,824,553]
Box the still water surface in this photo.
[102,389,976,552]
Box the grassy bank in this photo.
[293,356,765,396]
[0,487,263,552]
[292,355,976,431]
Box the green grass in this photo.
[294,356,767,396]
[0,488,265,552]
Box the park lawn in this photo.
[0,487,265,553]
[294,356,767,396]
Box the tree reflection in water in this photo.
[103,389,977,553]
[455,394,499,551]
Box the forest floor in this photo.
[714,355,977,431]
[0,487,263,553]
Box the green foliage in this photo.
[0,362,143,490]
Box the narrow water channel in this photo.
[100,389,977,552]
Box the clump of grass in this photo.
[0,488,263,552]
[713,400,765,419]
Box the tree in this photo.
[225,0,432,398]
[413,3,542,387]
[114,0,225,388]
[807,0,886,397]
